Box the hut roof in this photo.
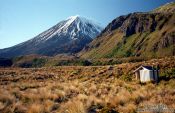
[133,65,156,73]
[142,66,154,70]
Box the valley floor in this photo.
[0,57,175,113]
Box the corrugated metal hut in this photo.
[133,65,159,83]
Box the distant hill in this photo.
[0,16,103,58]
[79,2,175,59]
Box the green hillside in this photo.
[79,3,175,59]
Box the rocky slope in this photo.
[0,15,103,58]
[79,2,175,59]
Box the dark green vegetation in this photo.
[0,55,92,68]
[12,55,48,68]
[159,68,175,80]
[1,54,175,68]
[0,55,153,67]
[79,2,175,59]
[0,58,13,67]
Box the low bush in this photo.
[55,59,92,66]
[159,68,175,80]
[0,58,13,67]
[120,74,132,81]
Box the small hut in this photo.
[133,65,159,83]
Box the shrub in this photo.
[55,59,92,66]
[0,58,13,67]
[159,68,175,80]
[120,74,132,81]
[32,58,47,68]
[14,58,47,68]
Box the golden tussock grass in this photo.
[0,57,174,112]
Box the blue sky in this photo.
[0,0,174,49]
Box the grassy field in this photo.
[0,57,175,113]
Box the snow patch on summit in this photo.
[33,15,103,43]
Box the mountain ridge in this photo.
[79,2,175,59]
[0,15,103,58]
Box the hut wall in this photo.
[135,71,140,80]
[153,70,158,82]
[140,70,153,82]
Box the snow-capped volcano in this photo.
[36,15,102,42]
[0,15,103,57]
